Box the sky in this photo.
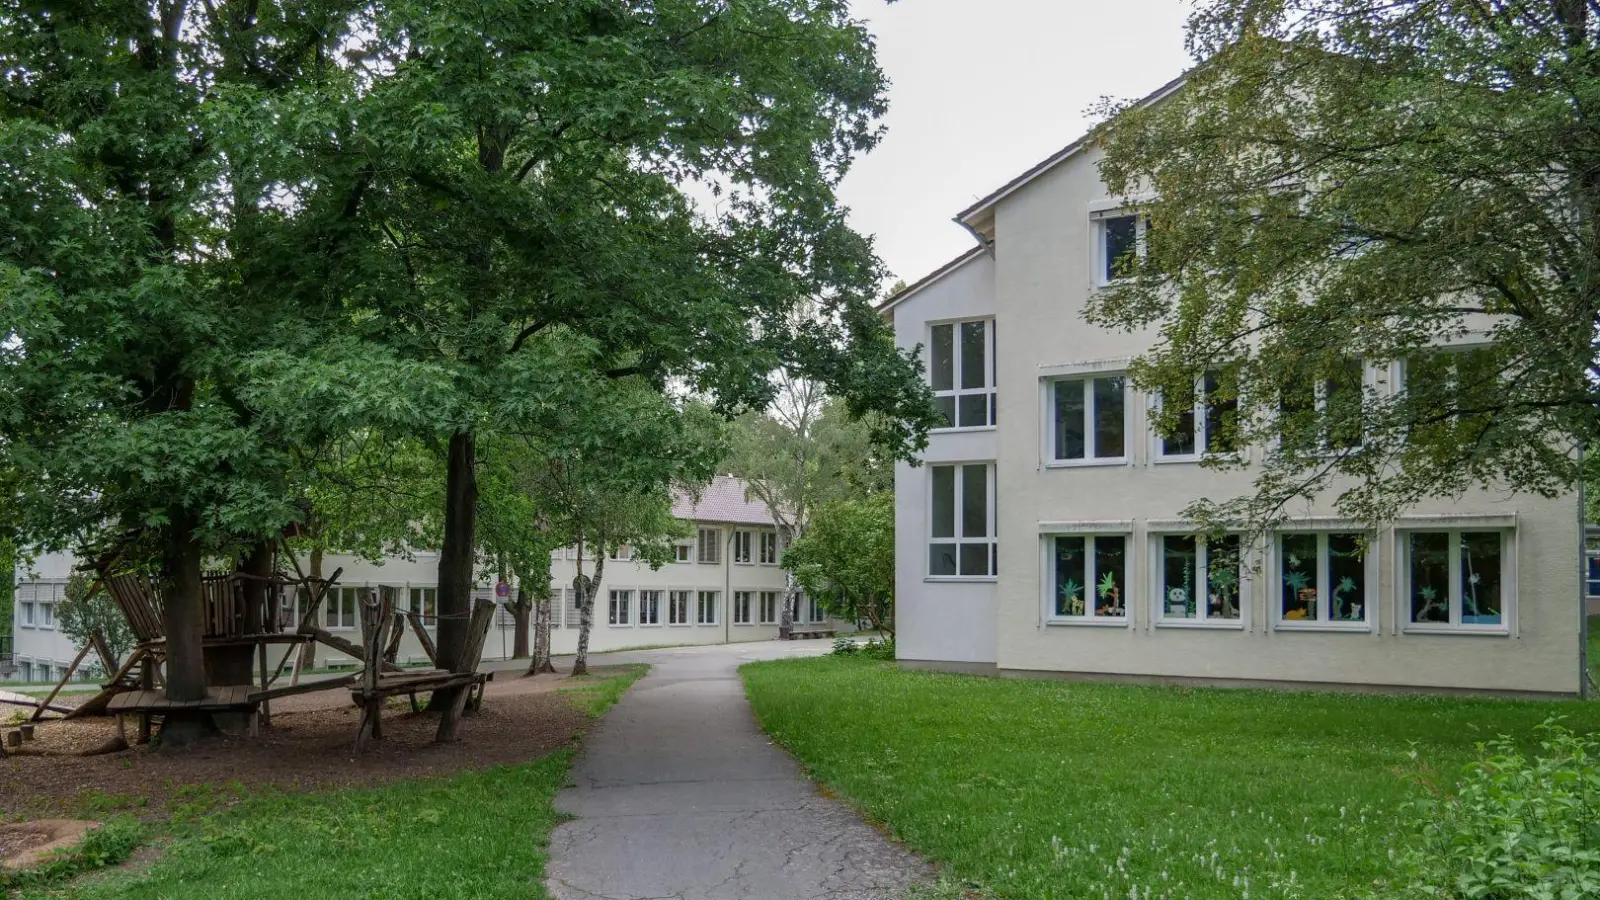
[838,0,1196,288]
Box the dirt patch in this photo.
[0,669,617,820]
[0,820,98,871]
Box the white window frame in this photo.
[20,600,34,627]
[732,530,753,564]
[758,532,779,566]
[696,590,719,626]
[1091,209,1149,288]
[928,317,997,432]
[697,527,721,564]
[1277,360,1369,456]
[1046,374,1130,468]
[758,591,779,625]
[638,590,662,626]
[607,590,632,627]
[563,588,581,629]
[806,594,823,623]
[667,590,692,626]
[409,586,438,626]
[674,543,693,563]
[1042,531,1134,626]
[1399,529,1514,635]
[926,462,997,581]
[1271,530,1377,632]
[1151,373,1242,464]
[328,586,361,630]
[1149,533,1249,628]
[608,544,633,562]
[38,601,53,629]
[732,591,753,625]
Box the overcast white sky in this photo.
[839,0,1196,287]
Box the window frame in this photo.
[327,586,361,630]
[667,590,692,626]
[732,591,753,625]
[637,590,661,626]
[758,591,779,625]
[732,530,753,565]
[1046,374,1130,468]
[925,461,998,581]
[1270,530,1377,632]
[1151,372,1242,464]
[1091,210,1149,288]
[697,527,721,564]
[928,317,997,432]
[758,532,779,566]
[20,600,34,627]
[1399,528,1514,635]
[696,590,719,626]
[1277,360,1369,457]
[1042,531,1134,627]
[1148,533,1249,629]
[673,543,693,564]
[408,586,438,626]
[607,589,632,627]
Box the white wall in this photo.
[11,551,88,682]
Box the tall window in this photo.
[1404,348,1498,439]
[638,590,661,625]
[697,591,719,625]
[1155,534,1243,623]
[733,591,753,624]
[929,463,996,577]
[1155,372,1239,459]
[328,587,360,629]
[1094,212,1148,284]
[732,531,753,564]
[409,587,438,625]
[806,594,823,623]
[697,527,721,564]
[930,319,996,429]
[759,532,779,565]
[668,590,691,625]
[1280,359,1364,453]
[1278,533,1369,625]
[20,600,33,626]
[1406,530,1506,629]
[759,591,779,625]
[39,601,53,628]
[1051,535,1128,620]
[1052,376,1126,463]
[608,590,632,626]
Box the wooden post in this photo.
[89,632,117,677]
[6,732,19,749]
[383,611,405,664]
[353,590,393,752]
[257,639,271,726]
[32,643,90,721]
[405,611,438,666]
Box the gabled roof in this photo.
[954,72,1189,236]
[875,245,987,314]
[671,475,776,527]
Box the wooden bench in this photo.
[789,627,837,640]
[108,685,264,737]
[348,596,495,751]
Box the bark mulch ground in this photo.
[0,670,601,820]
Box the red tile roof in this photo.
[672,476,778,527]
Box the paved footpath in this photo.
[544,641,932,900]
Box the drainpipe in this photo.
[724,528,734,646]
[1580,443,1590,700]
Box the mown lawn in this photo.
[742,656,1600,900]
[23,666,647,900]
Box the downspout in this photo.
[724,528,733,646]
[1580,443,1590,700]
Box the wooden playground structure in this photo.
[14,540,495,752]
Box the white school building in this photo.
[8,476,835,681]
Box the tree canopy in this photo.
[1089,0,1599,528]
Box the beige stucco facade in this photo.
[890,138,1585,696]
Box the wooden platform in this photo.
[107,685,259,713]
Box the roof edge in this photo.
[876,246,989,315]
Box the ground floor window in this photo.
[409,586,438,625]
[328,587,360,629]
[638,590,661,625]
[1051,535,1128,620]
[564,588,581,629]
[1405,530,1507,629]
[759,591,779,625]
[697,591,719,625]
[668,590,691,625]
[1278,532,1369,626]
[733,591,753,624]
[1154,534,1243,623]
[806,594,823,623]
[17,661,31,682]
[608,590,632,626]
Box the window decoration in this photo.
[1156,534,1242,622]
[1052,535,1127,620]
[1407,531,1505,628]
[1278,533,1368,625]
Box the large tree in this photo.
[782,492,894,634]
[320,0,936,694]
[1089,0,1600,529]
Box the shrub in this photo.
[830,636,858,656]
[1380,719,1600,899]
[830,637,893,660]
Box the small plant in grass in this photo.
[0,817,141,891]
[1378,719,1600,899]
[831,636,859,656]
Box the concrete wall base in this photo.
[896,658,999,676]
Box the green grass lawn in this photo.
[742,656,1600,900]
[22,665,647,900]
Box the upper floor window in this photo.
[1280,359,1364,453]
[1402,346,1498,436]
[929,463,996,578]
[732,530,753,564]
[1404,530,1507,630]
[607,545,633,561]
[697,527,721,564]
[1051,375,1127,464]
[1093,211,1148,285]
[930,319,996,429]
[20,600,34,626]
[1155,371,1239,460]
[674,543,692,563]
[1277,532,1369,627]
[758,532,779,565]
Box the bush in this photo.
[831,636,894,660]
[830,636,858,656]
[1380,719,1600,899]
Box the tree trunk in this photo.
[528,588,556,674]
[160,506,218,746]
[572,542,605,677]
[210,540,270,686]
[511,583,532,660]
[428,431,477,710]
[295,547,323,672]
[779,570,797,641]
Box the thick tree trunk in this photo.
[779,571,797,641]
[528,590,556,674]
[160,507,218,746]
[429,431,477,711]
[511,584,532,660]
